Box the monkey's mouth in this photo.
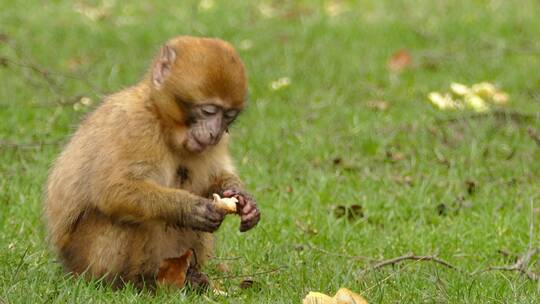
[185,136,206,153]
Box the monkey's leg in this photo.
[61,211,170,289]
[172,229,214,289]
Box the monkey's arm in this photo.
[210,171,244,196]
[96,179,226,232]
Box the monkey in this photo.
[43,36,260,289]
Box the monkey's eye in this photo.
[224,109,239,120]
[201,105,219,116]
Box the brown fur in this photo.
[44,36,249,287]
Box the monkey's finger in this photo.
[222,189,238,197]
[241,202,254,215]
[234,194,246,206]
[239,210,260,232]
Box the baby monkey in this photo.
[44,36,260,289]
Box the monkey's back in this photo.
[44,86,162,258]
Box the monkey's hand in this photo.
[185,198,227,233]
[222,189,260,232]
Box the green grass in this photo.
[2,0,540,302]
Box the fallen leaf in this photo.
[216,262,230,273]
[239,278,254,289]
[392,175,413,186]
[333,204,364,221]
[465,180,477,196]
[387,49,413,72]
[436,203,447,216]
[303,288,368,304]
[332,157,343,165]
[293,244,305,251]
[366,100,389,111]
[295,220,318,235]
[0,33,9,43]
[270,77,291,90]
[198,0,214,11]
[386,150,405,162]
[239,39,253,50]
[157,249,193,288]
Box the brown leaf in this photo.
[436,203,447,216]
[295,220,318,235]
[366,100,389,111]
[386,150,405,162]
[157,249,193,288]
[0,33,9,44]
[465,180,477,195]
[216,262,231,273]
[333,204,364,221]
[387,49,413,72]
[392,175,413,186]
[239,278,254,289]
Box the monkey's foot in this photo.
[185,266,210,291]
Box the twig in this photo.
[436,110,540,124]
[475,200,539,281]
[213,256,243,261]
[211,266,286,280]
[0,139,64,149]
[359,253,457,275]
[306,243,373,261]
[527,127,540,146]
[496,249,518,261]
[479,248,539,281]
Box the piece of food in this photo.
[471,82,497,98]
[428,92,458,110]
[450,82,470,96]
[302,288,368,304]
[212,193,238,213]
[464,94,489,112]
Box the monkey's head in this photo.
[150,36,247,153]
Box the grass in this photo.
[1,0,540,302]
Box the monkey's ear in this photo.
[152,45,177,89]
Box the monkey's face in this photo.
[150,36,248,153]
[183,102,240,153]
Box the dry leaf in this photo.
[387,49,413,72]
[366,100,389,111]
[333,204,364,221]
[216,262,230,273]
[303,288,368,304]
[386,150,405,162]
[239,278,254,289]
[157,249,193,288]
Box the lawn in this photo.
[1,0,540,303]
